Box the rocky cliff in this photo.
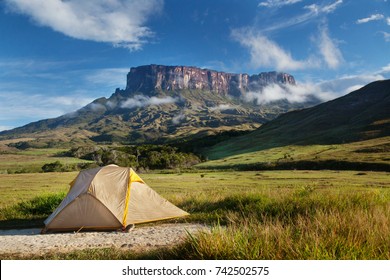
[125,64,296,96]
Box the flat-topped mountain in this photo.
[0,65,318,147]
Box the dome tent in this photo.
[43,165,188,232]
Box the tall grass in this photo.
[0,193,65,228]
[170,189,390,259]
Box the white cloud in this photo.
[316,73,387,97]
[106,100,118,109]
[321,0,343,13]
[172,113,186,125]
[209,104,237,111]
[0,58,76,72]
[259,0,343,33]
[149,96,177,105]
[232,19,345,71]
[381,31,390,42]
[0,126,14,132]
[47,95,93,107]
[343,84,364,93]
[356,14,385,24]
[317,25,343,69]
[242,68,389,106]
[85,68,129,88]
[86,103,107,112]
[387,17,390,25]
[0,58,132,129]
[260,10,315,33]
[231,29,316,71]
[0,91,93,125]
[233,1,344,71]
[381,63,390,73]
[4,0,163,50]
[304,0,343,15]
[258,0,302,8]
[121,95,177,109]
[245,84,291,104]
[243,82,333,105]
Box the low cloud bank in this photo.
[244,83,332,105]
[121,95,177,109]
[242,70,390,105]
[172,113,186,125]
[209,104,237,111]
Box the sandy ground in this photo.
[0,223,208,257]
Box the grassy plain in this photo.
[1,170,389,259]
[0,172,76,208]
[0,147,92,174]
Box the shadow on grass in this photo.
[0,218,45,230]
[200,160,390,172]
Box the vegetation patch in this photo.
[355,143,390,153]
[64,144,201,170]
[0,193,65,229]
[1,193,64,218]
[199,137,390,172]
[199,160,390,172]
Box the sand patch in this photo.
[0,223,208,257]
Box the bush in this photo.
[1,193,66,220]
[41,161,93,173]
[42,161,64,172]
[17,193,65,216]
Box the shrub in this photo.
[42,161,64,172]
[0,192,66,220]
[17,193,65,216]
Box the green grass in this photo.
[0,148,93,174]
[172,204,390,259]
[198,137,390,171]
[0,192,66,229]
[14,148,68,156]
[2,192,66,218]
[0,172,76,208]
[1,170,389,259]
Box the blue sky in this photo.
[1,0,389,131]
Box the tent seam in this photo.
[122,169,132,227]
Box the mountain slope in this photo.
[204,79,390,160]
[0,65,319,146]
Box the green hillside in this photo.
[204,79,390,160]
[198,136,390,171]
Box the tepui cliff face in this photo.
[125,64,296,96]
